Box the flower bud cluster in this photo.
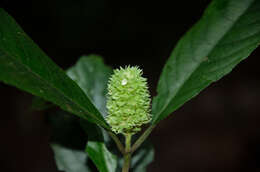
[106,66,151,134]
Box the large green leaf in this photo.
[0,9,108,129]
[67,55,112,117]
[152,0,260,124]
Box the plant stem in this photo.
[122,153,131,172]
[122,134,132,172]
[131,124,156,152]
[108,131,125,154]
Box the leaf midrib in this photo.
[0,46,108,129]
[152,0,255,123]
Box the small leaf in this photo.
[67,55,112,117]
[51,144,92,172]
[152,0,260,124]
[81,122,117,172]
[0,9,108,129]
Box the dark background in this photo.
[0,0,260,171]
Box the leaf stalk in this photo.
[131,124,156,153]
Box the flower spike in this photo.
[106,66,151,135]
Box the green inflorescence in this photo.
[106,66,151,135]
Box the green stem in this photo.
[108,131,125,154]
[131,124,156,153]
[122,134,132,172]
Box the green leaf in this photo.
[67,55,112,117]
[0,9,108,129]
[152,0,260,124]
[30,55,112,113]
[82,122,117,172]
[51,144,92,172]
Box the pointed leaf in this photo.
[152,0,260,124]
[0,9,108,129]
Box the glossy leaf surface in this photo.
[152,0,260,124]
[0,9,108,128]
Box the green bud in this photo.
[106,66,151,135]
